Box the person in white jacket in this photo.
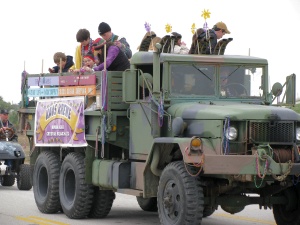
[171,32,189,54]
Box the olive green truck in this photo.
[19,46,300,225]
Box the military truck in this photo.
[19,44,300,225]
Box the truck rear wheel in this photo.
[59,152,94,219]
[33,151,61,213]
[157,161,204,225]
[0,175,15,186]
[89,188,115,218]
[136,196,158,212]
[17,164,32,190]
[273,185,300,225]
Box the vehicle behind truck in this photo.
[0,122,32,191]
[19,46,300,225]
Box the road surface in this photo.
[0,184,276,225]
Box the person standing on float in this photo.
[74,28,101,69]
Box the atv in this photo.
[0,127,32,190]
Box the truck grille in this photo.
[249,121,294,143]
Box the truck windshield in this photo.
[171,64,215,96]
[219,65,263,98]
[170,64,264,99]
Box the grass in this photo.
[290,104,300,114]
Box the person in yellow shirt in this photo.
[74,28,101,69]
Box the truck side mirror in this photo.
[271,74,296,106]
[271,82,283,97]
[286,73,296,105]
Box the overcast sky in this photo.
[0,0,299,103]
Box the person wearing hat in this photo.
[98,22,132,59]
[48,52,75,73]
[189,21,230,55]
[209,21,231,54]
[73,51,96,73]
[0,109,18,142]
[92,38,106,66]
[83,51,96,69]
[93,41,130,72]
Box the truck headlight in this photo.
[296,128,300,141]
[225,127,237,141]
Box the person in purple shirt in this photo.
[93,41,130,72]
[98,22,132,59]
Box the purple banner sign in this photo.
[59,75,96,86]
[28,76,59,86]
[34,97,87,147]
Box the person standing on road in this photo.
[0,109,18,142]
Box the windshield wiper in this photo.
[225,66,242,78]
[192,64,212,81]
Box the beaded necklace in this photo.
[81,39,93,67]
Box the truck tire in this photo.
[203,206,215,217]
[59,152,94,219]
[273,185,300,225]
[0,175,15,186]
[157,161,204,225]
[17,164,32,190]
[89,188,115,218]
[33,151,61,213]
[136,196,158,212]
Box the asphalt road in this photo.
[0,183,277,225]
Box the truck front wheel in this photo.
[273,184,300,225]
[33,151,61,213]
[157,161,204,225]
[59,152,94,219]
